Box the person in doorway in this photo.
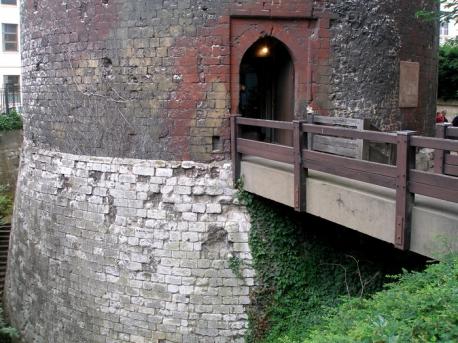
[239,84,248,115]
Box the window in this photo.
[2,75,21,110]
[440,22,449,36]
[2,24,18,51]
[3,75,20,90]
[0,0,17,5]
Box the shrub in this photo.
[305,255,458,343]
[438,38,458,100]
[0,110,23,131]
[0,307,19,342]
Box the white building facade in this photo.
[440,0,458,44]
[0,0,21,112]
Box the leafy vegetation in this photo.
[417,0,458,22]
[304,255,458,343]
[237,183,455,343]
[0,185,13,225]
[237,187,415,343]
[438,38,458,100]
[0,307,18,343]
[416,2,458,100]
[228,255,244,279]
[0,110,23,131]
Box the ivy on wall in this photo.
[238,188,388,343]
[237,186,426,343]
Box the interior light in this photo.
[257,45,270,58]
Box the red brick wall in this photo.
[230,15,332,118]
[21,0,437,162]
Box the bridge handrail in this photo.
[236,117,294,130]
[434,123,458,177]
[301,123,398,144]
[446,126,458,139]
[237,138,294,164]
[411,135,458,151]
[231,115,458,251]
[302,149,397,189]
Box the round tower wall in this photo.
[6,1,438,342]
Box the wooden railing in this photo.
[435,123,458,176]
[231,115,458,251]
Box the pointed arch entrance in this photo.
[238,37,295,145]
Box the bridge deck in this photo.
[231,117,458,258]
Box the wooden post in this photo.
[231,114,241,186]
[306,113,314,152]
[394,131,416,250]
[293,121,307,211]
[434,123,451,174]
[358,118,371,161]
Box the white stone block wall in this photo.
[4,145,254,343]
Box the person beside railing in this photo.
[452,116,458,127]
[436,111,448,123]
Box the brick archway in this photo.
[230,18,315,118]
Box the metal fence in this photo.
[0,85,21,114]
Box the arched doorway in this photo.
[239,36,295,145]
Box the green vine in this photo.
[228,255,244,280]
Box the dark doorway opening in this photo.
[239,37,294,145]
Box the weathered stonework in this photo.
[328,0,439,134]
[8,1,439,342]
[20,0,437,162]
[5,143,253,343]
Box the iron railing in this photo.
[0,85,21,114]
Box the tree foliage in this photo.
[438,38,458,100]
[416,0,458,22]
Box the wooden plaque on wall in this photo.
[399,61,420,108]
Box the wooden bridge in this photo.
[231,116,458,258]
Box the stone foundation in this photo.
[4,144,253,343]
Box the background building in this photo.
[0,0,21,112]
[440,0,458,44]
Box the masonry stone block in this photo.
[5,147,252,343]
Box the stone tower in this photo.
[5,1,438,342]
